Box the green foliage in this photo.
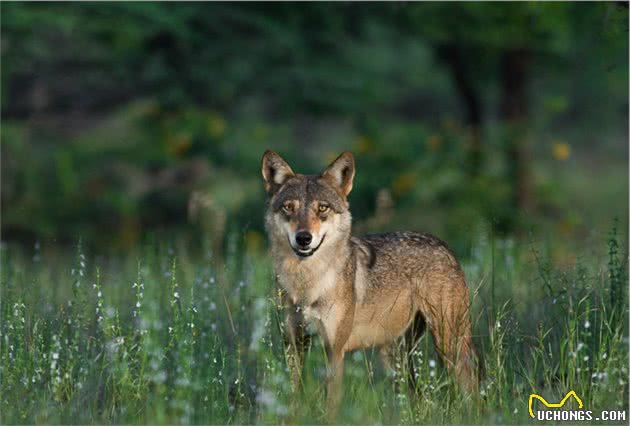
[607,218,626,326]
[1,2,627,249]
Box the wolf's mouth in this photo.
[291,234,326,258]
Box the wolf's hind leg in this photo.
[424,287,478,393]
[404,312,426,392]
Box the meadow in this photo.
[1,3,628,424]
[1,222,627,425]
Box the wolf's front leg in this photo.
[325,347,345,421]
[322,304,354,421]
[285,307,310,391]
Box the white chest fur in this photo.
[274,245,354,348]
[276,255,339,306]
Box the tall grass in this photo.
[0,227,627,424]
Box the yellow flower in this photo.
[207,113,227,138]
[426,134,442,151]
[552,142,571,161]
[167,133,192,157]
[392,172,417,196]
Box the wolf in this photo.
[261,150,478,417]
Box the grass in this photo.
[0,226,627,425]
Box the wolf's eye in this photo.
[318,204,330,213]
[282,203,294,214]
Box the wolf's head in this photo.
[262,150,355,259]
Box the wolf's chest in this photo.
[276,259,338,306]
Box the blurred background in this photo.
[1,2,628,259]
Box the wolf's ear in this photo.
[321,152,355,197]
[261,150,295,194]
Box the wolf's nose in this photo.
[295,231,312,247]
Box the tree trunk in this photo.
[500,49,533,214]
[438,44,483,177]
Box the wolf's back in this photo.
[355,231,464,288]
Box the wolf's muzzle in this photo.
[295,231,313,248]
[290,234,326,258]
